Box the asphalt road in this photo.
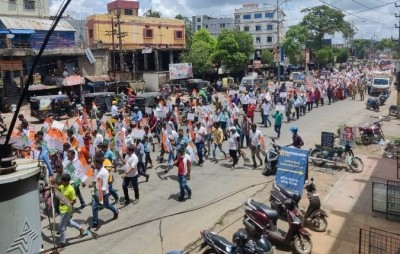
[37,92,385,254]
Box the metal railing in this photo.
[359,227,400,254]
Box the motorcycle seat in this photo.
[280,188,301,202]
[210,234,236,251]
[251,200,278,221]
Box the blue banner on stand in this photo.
[275,147,309,196]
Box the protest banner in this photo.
[154,109,167,118]
[339,126,356,147]
[275,104,285,111]
[279,92,287,98]
[145,107,153,114]
[52,120,65,131]
[187,113,195,121]
[131,129,145,140]
[275,147,309,196]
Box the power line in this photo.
[351,0,400,15]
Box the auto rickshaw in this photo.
[134,92,163,112]
[30,94,76,122]
[83,92,115,119]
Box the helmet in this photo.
[289,126,298,133]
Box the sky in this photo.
[50,0,400,43]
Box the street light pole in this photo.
[277,0,281,87]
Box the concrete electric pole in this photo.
[115,10,127,82]
[105,17,117,80]
[395,4,400,116]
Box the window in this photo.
[267,24,273,30]
[256,37,261,43]
[175,30,183,39]
[255,25,261,31]
[243,14,251,20]
[24,0,35,10]
[267,36,272,43]
[89,29,93,38]
[244,26,249,32]
[197,25,201,30]
[220,23,225,28]
[205,25,208,28]
[197,17,201,22]
[124,9,133,15]
[254,13,262,19]
[144,29,153,38]
[265,12,273,18]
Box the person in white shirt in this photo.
[120,145,139,205]
[89,154,119,228]
[194,121,207,166]
[241,91,250,113]
[249,124,263,169]
[262,99,272,127]
[111,101,118,117]
[228,126,240,169]
[92,129,104,152]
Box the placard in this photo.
[52,139,64,152]
[275,147,309,196]
[279,92,287,98]
[73,160,88,183]
[145,107,153,114]
[154,109,167,118]
[52,120,65,130]
[89,145,96,157]
[321,132,335,150]
[239,86,246,91]
[187,113,195,121]
[229,90,238,95]
[339,127,356,147]
[275,104,285,111]
[249,98,257,105]
[131,129,145,140]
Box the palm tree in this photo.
[144,9,162,18]
[175,14,194,48]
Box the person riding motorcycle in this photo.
[287,126,304,149]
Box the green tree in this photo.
[175,14,194,48]
[261,49,275,66]
[180,29,216,76]
[282,24,310,64]
[143,9,162,18]
[377,38,396,50]
[212,29,253,74]
[333,48,349,63]
[301,5,354,45]
[315,47,334,66]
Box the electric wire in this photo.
[40,179,274,253]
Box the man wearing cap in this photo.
[287,126,304,149]
[120,145,140,205]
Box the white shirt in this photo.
[228,132,240,150]
[262,102,271,115]
[125,153,138,177]
[111,105,118,117]
[93,134,104,148]
[94,167,109,194]
[242,94,250,105]
[249,130,262,146]
[195,126,207,143]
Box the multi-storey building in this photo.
[192,15,234,37]
[86,0,186,74]
[0,0,49,18]
[234,3,285,60]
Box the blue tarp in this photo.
[0,30,9,34]
[10,29,35,34]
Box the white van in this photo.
[371,77,391,95]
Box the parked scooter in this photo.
[300,178,328,232]
[358,120,385,146]
[378,90,390,106]
[389,105,398,116]
[270,182,302,215]
[366,97,380,112]
[262,138,281,176]
[243,198,313,254]
[200,229,273,254]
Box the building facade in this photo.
[234,3,285,60]
[192,15,234,37]
[0,0,49,18]
[86,0,186,74]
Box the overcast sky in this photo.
[51,0,399,43]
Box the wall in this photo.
[79,48,109,76]
[86,15,186,50]
[0,0,49,18]
[143,72,168,91]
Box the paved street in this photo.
[28,90,393,254]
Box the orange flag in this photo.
[161,132,169,152]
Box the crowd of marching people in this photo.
[11,62,382,248]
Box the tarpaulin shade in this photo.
[10,29,35,34]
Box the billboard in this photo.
[169,63,193,80]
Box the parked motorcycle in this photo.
[378,90,390,106]
[358,121,385,145]
[200,229,273,254]
[262,139,281,176]
[243,199,313,254]
[309,143,364,173]
[389,105,398,116]
[270,182,302,214]
[300,178,328,232]
[366,97,380,112]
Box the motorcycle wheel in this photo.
[309,148,325,167]
[262,162,272,176]
[349,156,364,173]
[361,134,373,146]
[375,105,380,112]
[293,235,313,254]
[383,151,394,159]
[312,216,328,232]
[389,109,397,116]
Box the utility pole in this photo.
[105,17,117,80]
[115,9,127,82]
[276,0,281,87]
[395,4,400,116]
